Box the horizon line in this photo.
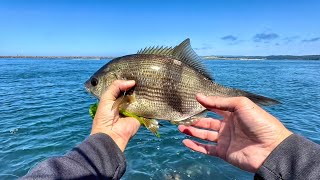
[1,54,320,58]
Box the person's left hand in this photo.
[91,80,140,152]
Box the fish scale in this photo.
[85,39,280,136]
[111,55,206,119]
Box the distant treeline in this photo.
[203,55,320,60]
[243,55,320,60]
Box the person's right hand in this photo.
[178,94,292,173]
[91,80,140,152]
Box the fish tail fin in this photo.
[236,90,280,106]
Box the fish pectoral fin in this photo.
[171,110,208,126]
[112,95,125,110]
[111,94,136,110]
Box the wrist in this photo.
[103,130,129,152]
[253,129,293,172]
[91,127,129,152]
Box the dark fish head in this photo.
[84,61,119,99]
[84,74,103,99]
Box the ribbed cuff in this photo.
[255,134,320,180]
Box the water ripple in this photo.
[0,59,319,179]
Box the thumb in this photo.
[100,80,136,103]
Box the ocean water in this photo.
[0,59,319,179]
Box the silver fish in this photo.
[85,39,279,136]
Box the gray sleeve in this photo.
[21,133,126,180]
[254,134,320,180]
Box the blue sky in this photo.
[0,0,319,56]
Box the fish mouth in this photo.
[84,80,91,93]
[84,86,90,93]
[84,81,100,99]
[83,81,92,94]
[84,86,98,99]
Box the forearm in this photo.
[255,134,320,180]
[21,133,126,179]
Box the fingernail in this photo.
[196,93,206,98]
[126,80,135,85]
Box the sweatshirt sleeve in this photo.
[254,134,320,180]
[21,133,126,180]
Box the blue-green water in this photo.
[0,59,319,179]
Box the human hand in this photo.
[179,94,292,172]
[91,80,140,152]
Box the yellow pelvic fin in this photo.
[120,109,160,138]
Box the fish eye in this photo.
[91,78,98,87]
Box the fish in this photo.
[85,39,279,136]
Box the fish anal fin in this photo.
[171,110,208,126]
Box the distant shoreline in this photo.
[202,55,320,60]
[0,56,113,60]
[0,55,319,60]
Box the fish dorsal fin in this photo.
[172,39,214,81]
[137,46,174,56]
[137,39,214,80]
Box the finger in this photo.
[191,118,221,130]
[211,109,230,117]
[101,80,136,102]
[179,125,218,142]
[196,94,253,113]
[182,139,217,156]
